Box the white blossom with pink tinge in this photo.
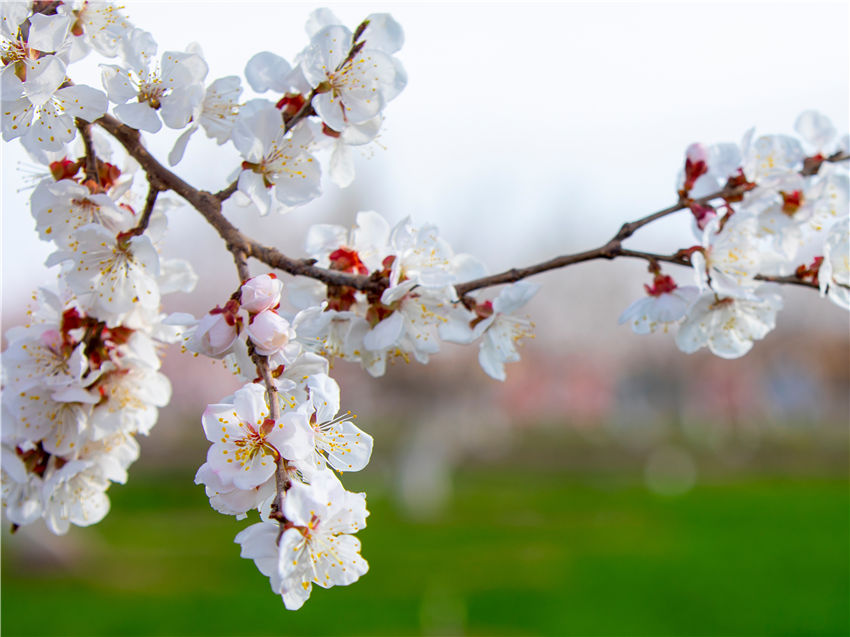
[201,383,312,490]
[675,288,782,359]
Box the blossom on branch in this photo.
[101,29,208,132]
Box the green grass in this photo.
[2,469,848,637]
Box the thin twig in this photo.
[457,154,849,297]
[128,181,161,236]
[753,274,819,289]
[75,118,100,186]
[454,243,692,296]
[247,342,291,525]
[232,249,250,283]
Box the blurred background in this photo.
[2,2,848,636]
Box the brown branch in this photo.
[232,249,250,283]
[753,274,819,289]
[95,111,847,303]
[29,1,62,17]
[75,118,100,186]
[802,150,849,176]
[458,154,849,297]
[454,243,693,296]
[127,181,161,236]
[94,113,384,294]
[246,342,291,525]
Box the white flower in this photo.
[743,168,849,266]
[173,302,247,359]
[305,209,390,272]
[232,105,321,215]
[819,217,849,310]
[1,12,107,149]
[741,131,804,188]
[618,274,699,335]
[323,114,382,188]
[62,1,133,60]
[30,177,132,248]
[692,215,778,297]
[2,326,94,394]
[2,13,70,88]
[244,51,292,94]
[1,445,44,527]
[277,470,369,609]
[794,110,840,155]
[675,289,783,359]
[194,462,275,519]
[201,383,311,490]
[4,386,93,455]
[41,458,111,534]
[382,219,458,303]
[89,362,171,438]
[48,223,161,325]
[235,521,290,600]
[2,76,107,150]
[101,30,208,132]
[464,282,539,381]
[302,373,373,472]
[301,15,406,133]
[677,141,742,200]
[168,75,242,165]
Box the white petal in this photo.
[22,56,66,107]
[100,64,137,104]
[27,14,72,53]
[329,142,355,188]
[363,311,404,351]
[245,51,292,93]
[114,101,162,132]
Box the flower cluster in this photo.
[292,211,537,380]
[619,111,849,358]
[2,3,198,534]
[1,146,194,532]
[179,273,373,609]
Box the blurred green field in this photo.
[2,467,847,637]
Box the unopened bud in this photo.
[241,274,283,314]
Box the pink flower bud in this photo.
[689,202,717,230]
[246,310,293,356]
[241,274,283,314]
[190,312,240,357]
[685,143,708,165]
[683,143,709,192]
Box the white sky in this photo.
[2,1,849,326]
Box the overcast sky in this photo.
[2,1,848,325]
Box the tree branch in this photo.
[753,274,819,289]
[246,343,291,525]
[458,154,849,297]
[75,118,100,186]
[95,112,847,303]
[128,181,161,236]
[95,113,385,294]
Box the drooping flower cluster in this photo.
[1,144,195,532]
[2,3,201,534]
[619,111,849,358]
[179,273,374,609]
